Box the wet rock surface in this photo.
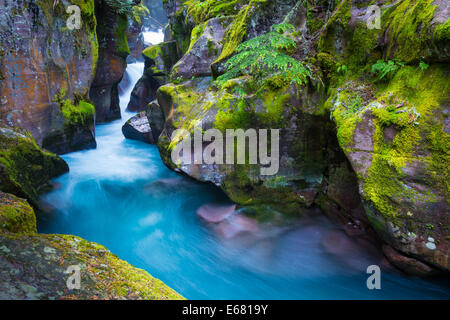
[122,111,155,144]
[0,188,184,300]
[0,125,68,206]
[0,0,98,153]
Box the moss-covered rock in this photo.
[327,65,449,273]
[0,232,184,300]
[154,0,449,276]
[0,0,98,154]
[142,41,179,75]
[318,0,449,72]
[0,126,69,206]
[0,188,184,300]
[155,74,328,216]
[127,41,179,113]
[0,192,183,300]
[42,90,97,154]
[0,192,36,235]
[170,16,232,80]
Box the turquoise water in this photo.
[37,62,450,300]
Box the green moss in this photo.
[362,64,449,218]
[318,0,352,54]
[157,81,214,151]
[0,192,37,235]
[328,86,365,148]
[46,234,184,299]
[187,22,207,52]
[142,41,178,74]
[143,44,163,60]
[214,0,267,66]
[115,14,130,55]
[383,0,438,63]
[0,127,68,204]
[53,89,95,128]
[184,0,248,24]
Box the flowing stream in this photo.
[37,32,450,300]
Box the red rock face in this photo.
[127,19,145,63]
[0,1,97,153]
[89,1,130,123]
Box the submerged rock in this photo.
[196,203,236,223]
[382,245,437,277]
[215,215,260,239]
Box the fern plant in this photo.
[371,59,405,81]
[215,23,312,91]
[104,0,135,17]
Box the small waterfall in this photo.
[142,28,165,46]
[120,62,145,121]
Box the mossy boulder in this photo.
[327,65,449,273]
[170,17,232,80]
[156,75,328,216]
[42,90,96,154]
[0,126,69,206]
[142,41,179,75]
[0,192,36,235]
[0,194,183,300]
[318,0,450,71]
[127,42,178,113]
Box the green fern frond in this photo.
[215,23,312,90]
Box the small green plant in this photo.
[337,64,348,75]
[419,60,429,71]
[346,96,363,115]
[215,23,313,90]
[371,59,405,81]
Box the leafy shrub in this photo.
[215,23,313,90]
